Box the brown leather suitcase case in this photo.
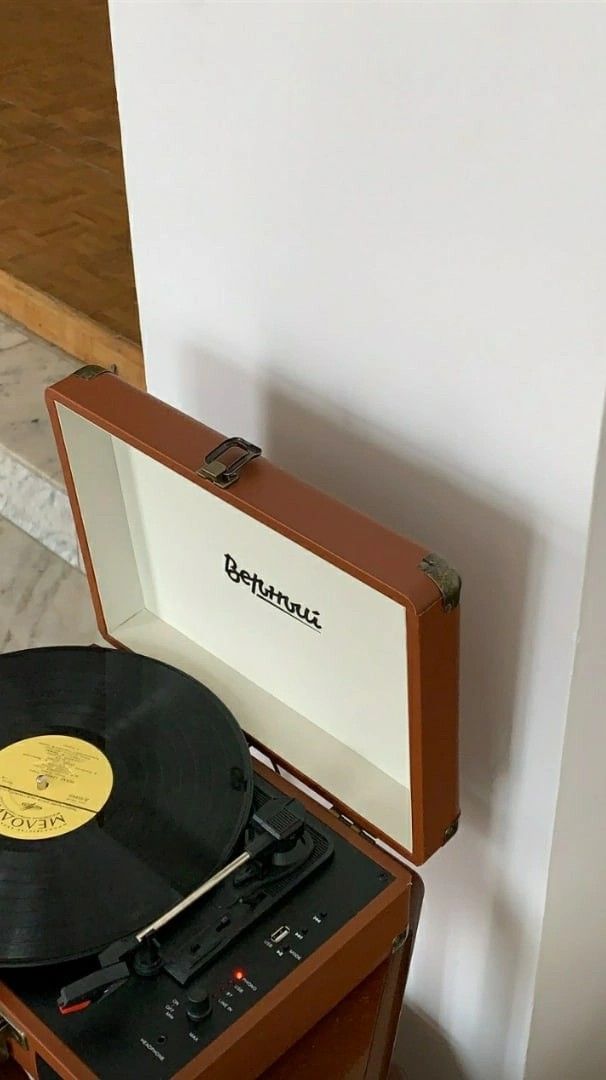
[0,366,458,1078]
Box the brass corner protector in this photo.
[74,363,117,380]
[391,928,410,954]
[443,818,459,845]
[419,553,461,612]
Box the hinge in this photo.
[0,1014,28,1062]
[419,553,461,612]
[197,437,262,489]
[74,363,117,380]
[329,807,377,845]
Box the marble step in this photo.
[0,516,97,654]
[0,311,82,569]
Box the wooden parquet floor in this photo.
[0,0,140,344]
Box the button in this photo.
[186,987,212,1022]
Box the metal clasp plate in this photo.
[197,437,262,489]
[0,1014,28,1061]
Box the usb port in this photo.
[270,926,290,944]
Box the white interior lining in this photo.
[57,404,412,849]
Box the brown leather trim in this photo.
[46,373,437,613]
[46,392,110,644]
[413,602,460,860]
[261,959,392,1080]
[365,871,424,1079]
[45,370,460,865]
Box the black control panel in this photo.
[4,782,394,1079]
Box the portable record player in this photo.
[0,365,460,1079]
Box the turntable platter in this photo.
[0,646,253,966]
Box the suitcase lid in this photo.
[46,367,460,864]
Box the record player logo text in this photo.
[224,554,322,632]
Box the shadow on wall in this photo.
[391,1007,469,1080]
[262,375,533,839]
[181,349,540,1077]
[264,377,538,1077]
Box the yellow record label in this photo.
[0,734,113,841]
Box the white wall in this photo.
[525,407,606,1080]
[109,4,606,1077]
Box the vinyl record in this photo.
[0,646,253,967]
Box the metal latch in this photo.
[198,437,262,489]
[419,553,461,612]
[0,1014,28,1062]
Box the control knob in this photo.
[186,987,212,1023]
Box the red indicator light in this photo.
[234,969,245,981]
